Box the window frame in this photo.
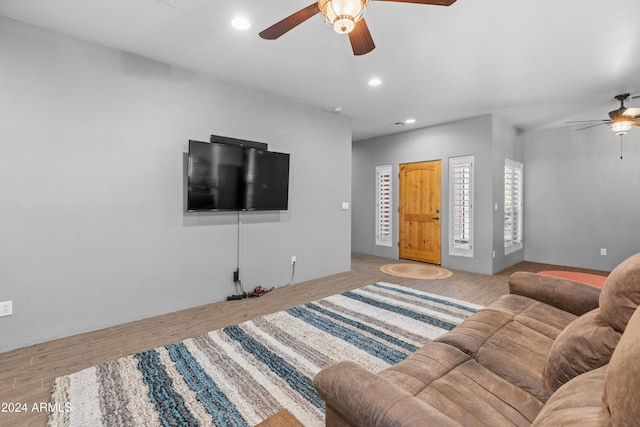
[375,164,393,247]
[449,156,474,258]
[504,158,523,254]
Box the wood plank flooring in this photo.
[255,409,305,427]
[0,253,609,427]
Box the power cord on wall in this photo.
[228,259,296,300]
[247,260,295,298]
[226,210,298,300]
[285,259,296,286]
[227,212,246,301]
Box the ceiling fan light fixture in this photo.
[611,120,632,136]
[319,0,369,34]
[333,16,356,34]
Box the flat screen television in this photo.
[187,140,290,212]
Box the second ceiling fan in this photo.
[259,0,457,56]
[568,94,640,135]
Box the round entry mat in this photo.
[380,263,453,280]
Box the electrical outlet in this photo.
[291,256,296,264]
[600,248,607,256]
[0,301,12,317]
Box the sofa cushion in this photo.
[531,365,610,426]
[543,308,621,393]
[435,294,576,402]
[314,360,463,427]
[605,305,640,426]
[435,295,576,354]
[509,271,601,316]
[379,342,544,426]
[599,252,640,332]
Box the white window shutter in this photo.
[504,159,523,254]
[376,165,392,247]
[449,156,474,257]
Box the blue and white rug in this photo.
[48,283,481,427]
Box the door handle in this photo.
[432,216,440,220]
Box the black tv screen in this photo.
[245,149,290,211]
[187,140,290,212]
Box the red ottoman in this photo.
[538,271,607,288]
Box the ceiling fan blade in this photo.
[259,3,320,40]
[373,0,456,5]
[349,18,376,56]
[623,107,640,118]
[609,107,628,121]
[574,123,610,131]
[565,120,610,123]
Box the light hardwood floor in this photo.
[0,253,609,427]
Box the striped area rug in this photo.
[48,282,481,427]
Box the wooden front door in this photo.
[399,160,442,264]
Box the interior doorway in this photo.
[398,160,442,264]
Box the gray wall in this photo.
[353,115,500,274]
[492,117,525,273]
[0,17,352,353]
[352,115,524,275]
[524,125,640,270]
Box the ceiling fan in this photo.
[259,0,457,56]
[567,93,640,136]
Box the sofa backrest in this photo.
[542,252,640,394]
[543,307,620,393]
[599,252,640,332]
[605,304,640,425]
[534,305,640,426]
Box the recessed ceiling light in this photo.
[231,17,251,30]
[404,118,416,124]
[368,78,382,87]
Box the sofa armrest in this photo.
[509,272,601,316]
[314,361,462,427]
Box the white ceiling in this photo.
[1,0,639,141]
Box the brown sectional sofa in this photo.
[314,253,640,426]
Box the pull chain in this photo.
[620,136,624,161]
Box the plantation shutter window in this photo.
[375,165,393,247]
[449,156,474,257]
[504,159,523,254]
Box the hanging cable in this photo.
[236,211,241,270]
[230,210,294,299]
[235,211,246,296]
